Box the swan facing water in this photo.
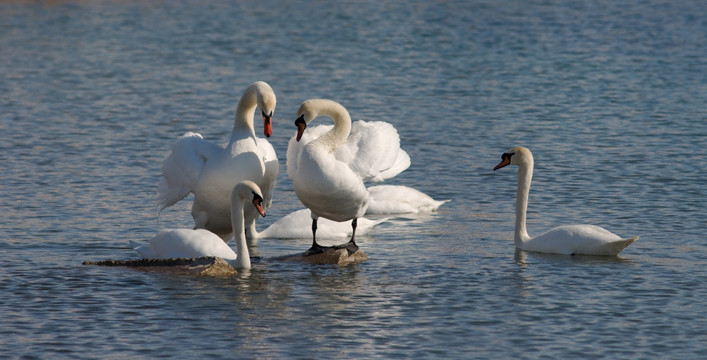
[157,81,278,241]
[493,147,638,256]
[132,181,266,269]
[288,99,410,256]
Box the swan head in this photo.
[251,81,276,138]
[294,99,349,142]
[493,146,533,170]
[294,99,319,142]
[234,180,267,218]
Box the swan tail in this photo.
[129,240,156,259]
[610,236,639,255]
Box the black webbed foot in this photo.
[304,243,330,257]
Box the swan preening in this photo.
[157,81,278,241]
[133,181,266,269]
[494,147,638,256]
[288,99,411,256]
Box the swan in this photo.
[255,208,388,239]
[365,185,449,214]
[288,99,410,255]
[157,81,278,241]
[132,181,266,269]
[493,146,638,256]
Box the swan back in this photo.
[523,225,638,256]
[366,185,449,214]
[138,229,238,260]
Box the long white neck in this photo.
[232,86,258,141]
[230,195,251,269]
[312,101,351,153]
[514,159,533,246]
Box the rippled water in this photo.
[1,0,706,358]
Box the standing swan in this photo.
[288,99,410,255]
[157,81,278,241]
[493,147,638,256]
[132,181,266,269]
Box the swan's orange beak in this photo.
[253,198,266,217]
[262,111,273,138]
[493,154,511,171]
[295,115,307,142]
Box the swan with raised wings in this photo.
[493,147,638,256]
[132,181,266,269]
[157,81,278,240]
[288,99,410,255]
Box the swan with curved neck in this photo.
[157,81,278,241]
[289,99,410,256]
[494,147,638,256]
[134,181,266,269]
[233,80,276,140]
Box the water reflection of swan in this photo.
[287,99,410,255]
[494,147,638,256]
[157,81,278,240]
[132,181,266,269]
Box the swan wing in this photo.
[286,121,410,183]
[157,132,222,211]
[366,185,450,214]
[340,120,410,182]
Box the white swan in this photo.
[365,185,449,214]
[255,209,388,239]
[493,146,638,256]
[132,181,266,269]
[288,99,410,255]
[157,81,278,240]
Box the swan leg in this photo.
[305,218,329,256]
[333,218,359,255]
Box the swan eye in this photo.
[502,152,514,161]
[295,114,306,126]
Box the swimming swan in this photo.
[132,181,266,269]
[157,81,278,241]
[288,99,410,255]
[493,147,638,256]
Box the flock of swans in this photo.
[131,81,638,269]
